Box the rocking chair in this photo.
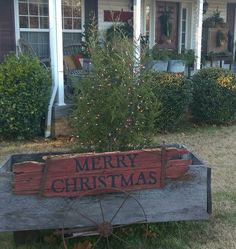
[17,38,50,68]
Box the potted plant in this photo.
[167,51,186,73]
[145,47,170,72]
[81,15,97,71]
[203,8,225,28]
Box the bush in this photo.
[0,54,51,139]
[72,37,157,152]
[146,72,192,131]
[191,68,236,124]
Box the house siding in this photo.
[0,0,15,62]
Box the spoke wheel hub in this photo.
[98,222,113,238]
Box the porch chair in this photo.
[63,43,85,100]
[17,38,50,68]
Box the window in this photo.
[181,8,187,51]
[18,0,49,58]
[62,0,83,47]
[17,0,83,58]
[146,5,150,37]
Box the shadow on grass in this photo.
[0,220,213,249]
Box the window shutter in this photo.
[0,0,15,62]
[85,0,98,24]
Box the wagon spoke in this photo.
[92,235,102,249]
[106,236,110,249]
[111,232,132,247]
[61,227,68,249]
[110,194,130,223]
[99,198,105,223]
[74,207,98,227]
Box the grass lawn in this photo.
[0,125,235,249]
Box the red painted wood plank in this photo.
[43,168,161,197]
[12,148,192,197]
[13,161,44,173]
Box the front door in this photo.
[155,1,179,50]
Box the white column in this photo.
[49,0,57,89]
[195,0,203,70]
[49,0,65,106]
[133,0,142,70]
[55,0,65,105]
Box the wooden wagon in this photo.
[0,144,211,248]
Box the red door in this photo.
[155,1,179,50]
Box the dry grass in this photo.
[0,125,235,248]
[156,125,236,249]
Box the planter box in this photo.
[168,60,186,73]
[151,60,169,72]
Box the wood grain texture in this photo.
[12,148,191,197]
[0,163,210,232]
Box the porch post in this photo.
[195,0,204,70]
[133,0,142,70]
[49,0,65,106]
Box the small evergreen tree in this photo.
[72,36,157,152]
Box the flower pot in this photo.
[168,60,186,73]
[151,60,169,72]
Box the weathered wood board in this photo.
[12,148,191,197]
[0,146,211,232]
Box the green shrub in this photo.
[191,68,236,124]
[147,72,192,131]
[0,54,51,139]
[72,37,157,152]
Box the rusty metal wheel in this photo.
[60,188,148,249]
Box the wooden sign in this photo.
[104,10,133,22]
[12,148,191,197]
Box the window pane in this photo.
[30,17,39,28]
[20,16,29,28]
[64,18,72,29]
[19,3,28,15]
[21,31,49,58]
[40,4,48,16]
[63,32,82,47]
[73,18,81,29]
[63,0,73,5]
[29,3,38,15]
[40,17,49,28]
[73,6,81,17]
[73,0,81,7]
[182,9,187,19]
[64,6,72,17]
